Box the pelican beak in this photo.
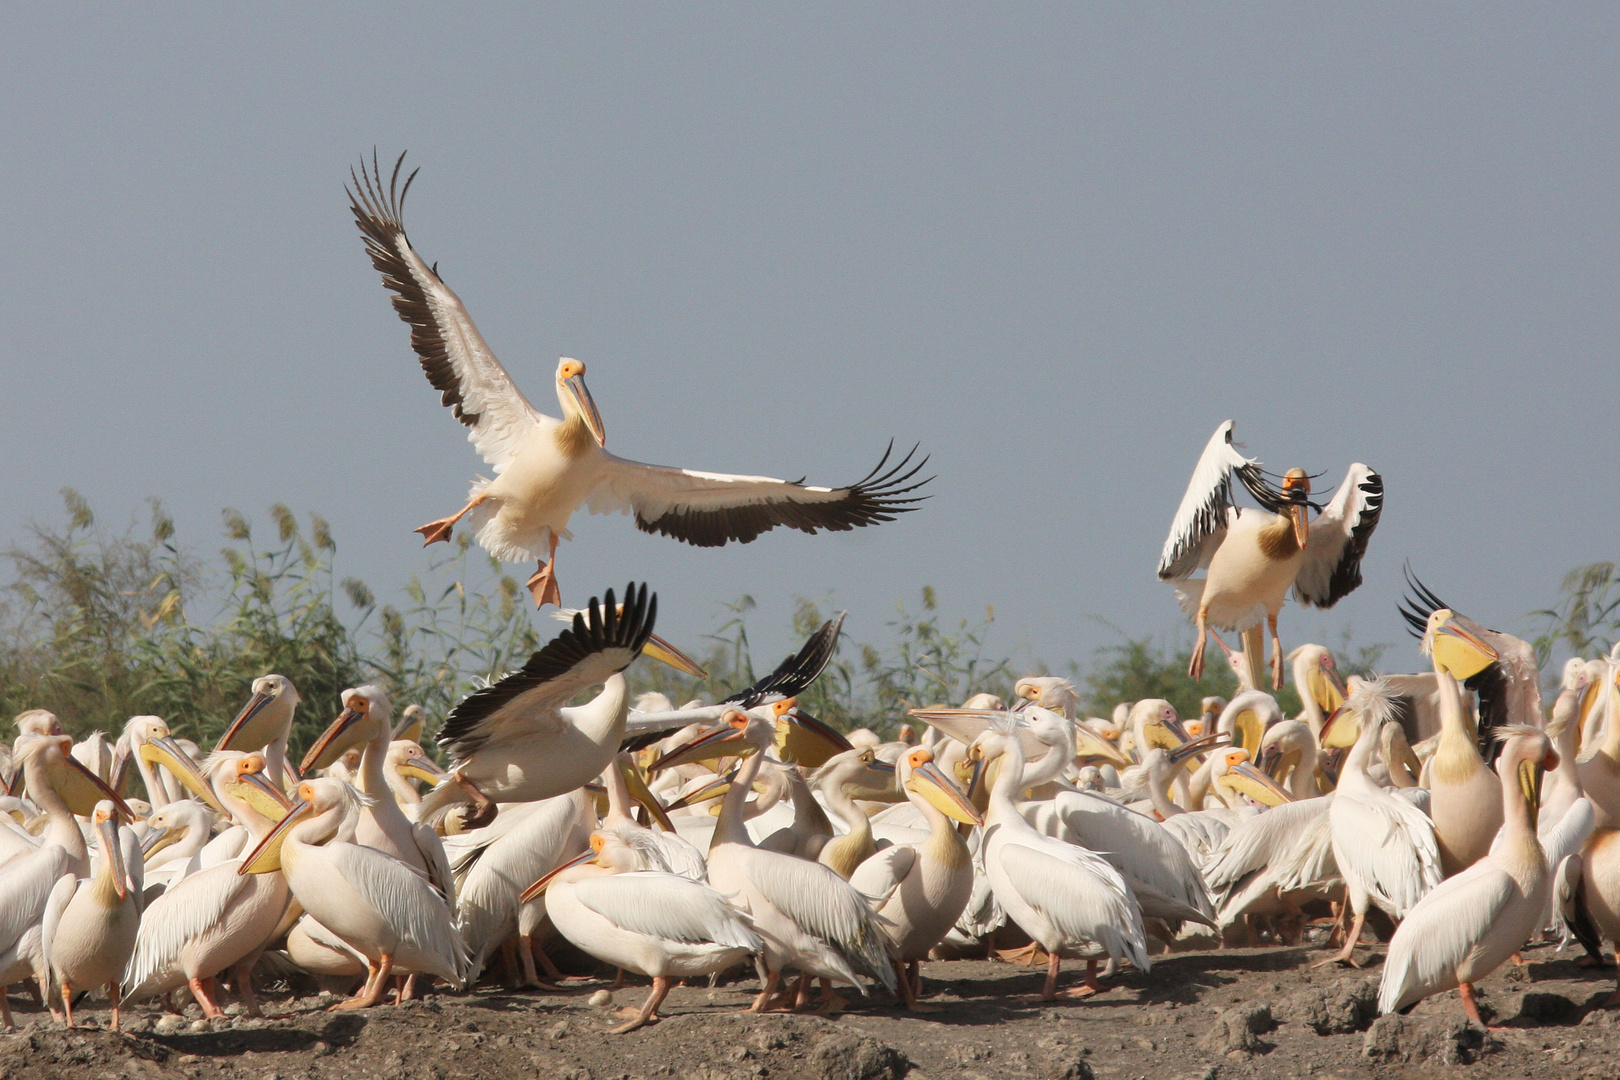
[664,773,735,811]
[1318,706,1361,750]
[1257,742,1283,778]
[1074,721,1131,769]
[641,635,708,678]
[398,755,449,788]
[1518,759,1544,830]
[905,760,982,826]
[4,766,23,798]
[1231,708,1266,757]
[140,824,179,860]
[141,736,227,814]
[1289,504,1309,549]
[53,752,136,820]
[1223,760,1295,807]
[519,848,598,904]
[229,769,296,820]
[1168,731,1229,767]
[300,706,368,774]
[98,814,128,900]
[1310,666,1347,715]
[964,755,988,804]
[1432,619,1499,680]
[775,709,853,769]
[218,691,276,752]
[109,742,133,796]
[563,369,606,446]
[617,757,676,832]
[238,799,312,875]
[649,722,753,773]
[843,758,902,802]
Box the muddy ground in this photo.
[2,939,1615,1080]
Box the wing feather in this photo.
[1158,421,1285,580]
[997,840,1150,970]
[1295,465,1383,608]
[348,152,546,471]
[0,846,72,958]
[586,443,930,548]
[1330,790,1441,918]
[438,584,655,761]
[122,863,251,995]
[330,843,468,983]
[570,872,762,950]
[1378,865,1514,1014]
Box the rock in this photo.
[1518,992,1579,1025]
[1280,977,1379,1034]
[187,1019,211,1034]
[807,1032,909,1080]
[1362,1014,1499,1065]
[587,990,613,1008]
[1051,1056,1094,1080]
[1199,1005,1274,1058]
[154,1015,186,1035]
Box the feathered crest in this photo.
[1490,723,1547,746]
[1344,675,1396,730]
[986,711,1027,736]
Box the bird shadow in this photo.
[148,1013,366,1058]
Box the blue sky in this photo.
[3,6,1616,675]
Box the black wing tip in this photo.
[722,612,845,709]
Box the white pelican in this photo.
[123,752,293,1017]
[522,827,763,1032]
[383,740,448,821]
[114,716,188,807]
[216,674,302,788]
[421,584,702,828]
[810,747,891,879]
[600,754,706,881]
[240,777,468,1009]
[1256,719,1322,801]
[1318,682,1442,966]
[1204,795,1338,937]
[972,717,1149,1000]
[1423,670,1502,877]
[70,732,115,784]
[848,746,981,1009]
[41,799,141,1029]
[301,685,456,910]
[139,800,219,888]
[658,708,896,1013]
[1379,727,1558,1025]
[1158,420,1383,688]
[349,153,931,607]
[1579,665,1620,827]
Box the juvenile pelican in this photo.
[973,718,1150,1000]
[41,800,141,1029]
[522,828,763,1033]
[240,778,468,1009]
[349,153,930,607]
[1380,727,1558,1025]
[1158,421,1383,688]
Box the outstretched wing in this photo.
[349,151,547,471]
[439,584,656,761]
[1294,464,1383,608]
[1158,421,1286,580]
[586,442,930,548]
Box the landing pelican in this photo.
[1158,420,1383,688]
[349,153,931,607]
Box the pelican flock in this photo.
[0,152,1607,1066]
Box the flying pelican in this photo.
[41,800,141,1029]
[301,685,456,910]
[848,745,981,1009]
[971,717,1150,1000]
[348,153,931,607]
[123,753,293,1017]
[1158,420,1383,689]
[1318,682,1442,967]
[655,707,896,1013]
[420,584,702,828]
[217,675,302,788]
[240,777,468,1009]
[522,827,764,1032]
[1379,727,1557,1026]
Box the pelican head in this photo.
[15,709,63,738]
[1281,467,1311,548]
[1014,677,1080,718]
[1497,725,1558,830]
[388,741,448,789]
[556,358,605,447]
[394,704,427,743]
[140,799,218,860]
[1419,609,1499,679]
[1215,747,1293,807]
[301,685,391,773]
[239,777,367,875]
[649,706,769,773]
[218,674,301,754]
[900,746,981,825]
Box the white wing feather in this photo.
[330,843,468,984]
[570,872,762,951]
[0,845,72,958]
[1331,788,1441,918]
[997,839,1150,971]
[848,844,916,907]
[1158,420,1253,580]
[39,873,79,989]
[123,862,253,995]
[1378,865,1515,1014]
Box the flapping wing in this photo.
[586,442,930,548]
[349,152,547,471]
[1158,421,1285,580]
[1294,464,1383,608]
[570,872,762,951]
[439,584,656,761]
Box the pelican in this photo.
[1257,719,1323,801]
[123,752,293,1016]
[1318,682,1442,967]
[240,777,468,1009]
[659,708,896,1013]
[1579,666,1620,827]
[971,717,1149,999]
[70,732,116,784]
[301,685,456,910]
[1158,420,1383,688]
[1380,727,1557,1026]
[809,747,891,879]
[600,754,706,881]
[217,674,302,788]
[349,153,930,607]
[848,746,981,1009]
[139,800,220,888]
[41,800,141,1029]
[1204,795,1338,938]
[383,740,448,821]
[1423,669,1502,877]
[114,716,188,807]
[1287,645,1346,741]
[420,584,703,828]
[523,828,763,1033]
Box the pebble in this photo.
[587,990,613,1008]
